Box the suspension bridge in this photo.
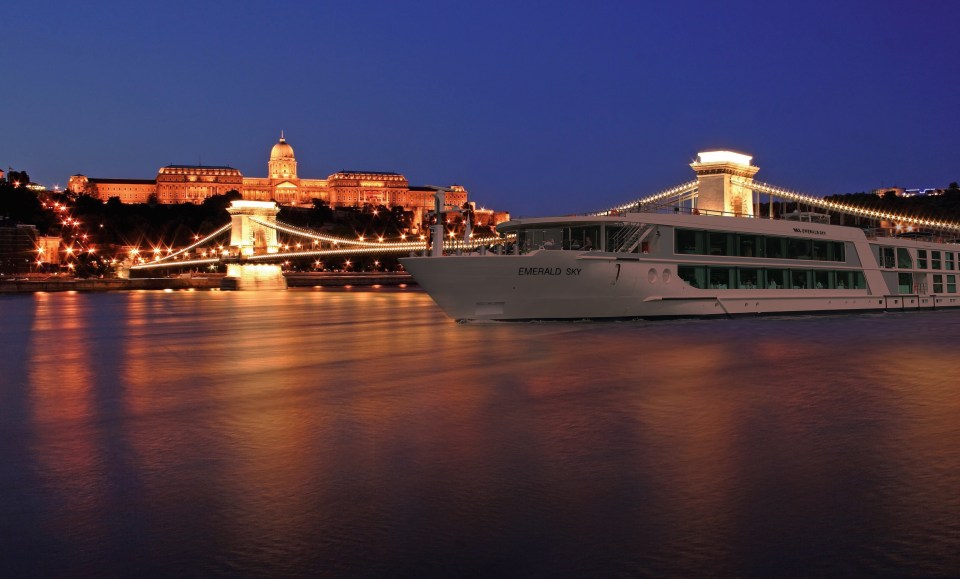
[128,150,960,285]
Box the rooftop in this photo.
[89,178,156,185]
[162,164,239,170]
[333,171,401,176]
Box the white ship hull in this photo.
[402,212,960,321]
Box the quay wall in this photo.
[0,272,415,294]
[283,272,413,287]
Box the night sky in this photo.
[4,1,958,216]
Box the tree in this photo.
[0,179,47,228]
[461,201,475,227]
[7,170,30,187]
[311,199,334,224]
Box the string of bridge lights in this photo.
[600,180,699,215]
[252,217,502,250]
[745,180,960,233]
[130,216,505,270]
[597,177,960,234]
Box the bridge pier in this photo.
[222,200,287,290]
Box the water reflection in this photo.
[1,290,958,576]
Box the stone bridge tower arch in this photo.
[227,200,281,256]
[690,151,759,217]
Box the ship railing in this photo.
[608,224,646,253]
[637,205,757,218]
[864,227,960,245]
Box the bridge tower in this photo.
[223,200,287,290]
[227,200,281,256]
[690,151,759,217]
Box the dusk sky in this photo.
[4,0,958,216]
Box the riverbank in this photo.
[0,272,414,293]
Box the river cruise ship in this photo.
[402,202,960,321]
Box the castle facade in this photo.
[67,135,498,226]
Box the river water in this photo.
[1,289,958,576]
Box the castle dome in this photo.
[270,134,295,160]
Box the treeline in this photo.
[824,182,960,221]
[68,192,245,247]
[0,179,56,231]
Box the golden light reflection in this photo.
[9,291,959,572]
[27,292,107,537]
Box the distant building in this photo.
[68,134,500,227]
[37,235,62,265]
[873,186,944,198]
[68,175,156,203]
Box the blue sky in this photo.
[3,0,958,216]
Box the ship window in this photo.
[738,268,761,289]
[898,273,912,294]
[526,228,563,251]
[830,241,843,261]
[675,228,703,254]
[933,274,944,294]
[677,265,706,288]
[766,268,788,289]
[790,269,811,289]
[917,249,928,269]
[836,271,851,289]
[669,230,845,264]
[738,235,764,258]
[837,271,867,289]
[932,251,942,269]
[897,248,913,269]
[787,238,812,260]
[948,274,957,293]
[766,237,786,259]
[707,232,734,256]
[880,247,896,268]
[814,270,830,289]
[812,240,830,261]
[569,226,600,251]
[708,267,732,289]
[853,271,866,289]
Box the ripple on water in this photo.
[0,292,958,576]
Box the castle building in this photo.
[66,176,156,204]
[157,165,244,203]
[240,136,327,204]
[67,135,488,226]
